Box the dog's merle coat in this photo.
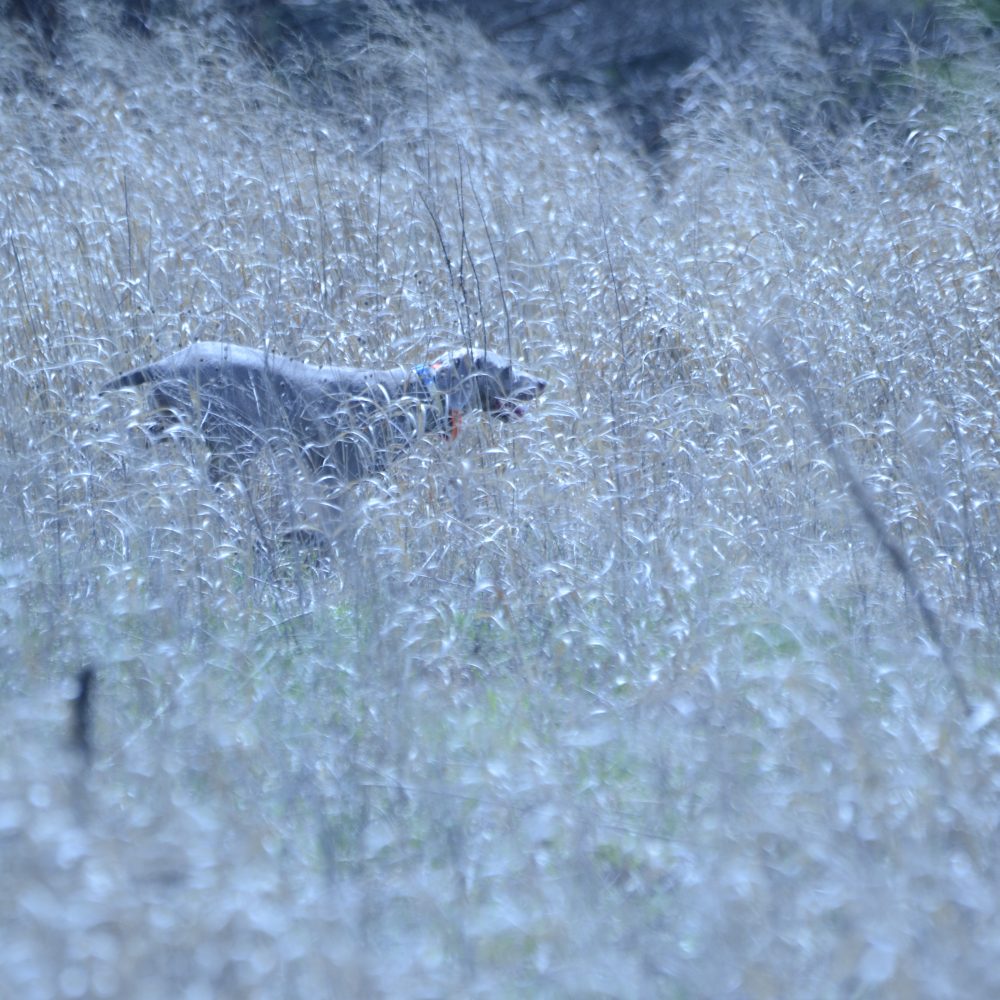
[102,341,546,488]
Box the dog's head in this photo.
[430,348,546,421]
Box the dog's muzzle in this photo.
[491,375,547,421]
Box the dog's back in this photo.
[103,342,420,483]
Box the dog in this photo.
[101,341,546,490]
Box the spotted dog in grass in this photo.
[102,341,546,553]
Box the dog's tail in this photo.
[100,363,157,394]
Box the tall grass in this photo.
[2,3,1000,996]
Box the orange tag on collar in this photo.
[448,409,462,440]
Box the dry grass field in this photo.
[2,4,1000,996]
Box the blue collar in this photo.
[412,363,437,394]
[411,363,459,439]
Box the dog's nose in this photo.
[535,378,547,395]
